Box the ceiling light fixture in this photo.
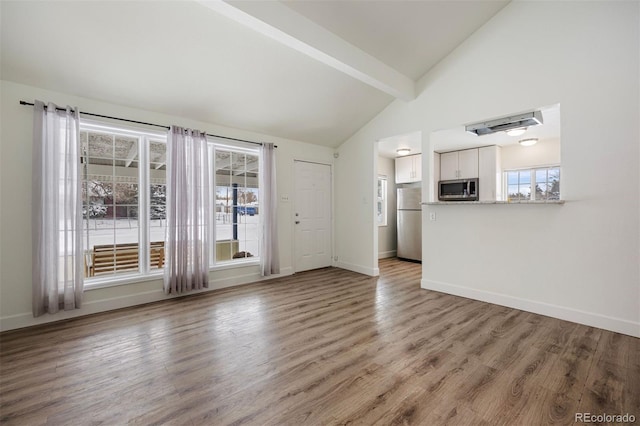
[506,127,527,136]
[396,148,411,156]
[519,138,538,147]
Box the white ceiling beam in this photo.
[197,0,416,101]
[124,141,138,168]
[154,153,166,170]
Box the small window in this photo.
[377,176,387,226]
[505,166,560,201]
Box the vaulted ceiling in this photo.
[1,1,509,147]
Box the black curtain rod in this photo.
[19,100,275,148]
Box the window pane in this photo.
[508,185,520,199]
[535,183,546,200]
[240,223,259,258]
[548,179,560,199]
[215,149,260,263]
[149,141,166,271]
[115,183,138,205]
[535,169,547,183]
[82,131,140,278]
[535,182,547,200]
[507,172,519,185]
[519,171,531,184]
[114,136,137,162]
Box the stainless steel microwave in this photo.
[438,178,479,201]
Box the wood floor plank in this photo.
[510,385,578,425]
[1,258,638,425]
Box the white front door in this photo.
[294,161,332,273]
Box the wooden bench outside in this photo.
[85,241,165,277]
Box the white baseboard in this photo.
[336,261,379,277]
[378,250,397,259]
[0,266,294,332]
[421,279,640,338]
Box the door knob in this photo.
[295,221,300,224]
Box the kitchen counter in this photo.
[423,200,565,205]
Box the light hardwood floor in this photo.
[1,258,638,425]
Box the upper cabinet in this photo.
[439,152,458,180]
[440,148,478,180]
[395,154,422,184]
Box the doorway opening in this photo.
[375,131,423,267]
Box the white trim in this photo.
[421,278,640,338]
[84,259,263,290]
[211,259,260,271]
[80,118,168,139]
[208,137,260,153]
[336,261,379,277]
[84,270,164,290]
[378,250,397,259]
[1,266,293,332]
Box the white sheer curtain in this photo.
[259,143,280,276]
[32,100,83,316]
[164,126,210,294]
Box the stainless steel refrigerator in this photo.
[397,187,422,262]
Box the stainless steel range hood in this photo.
[465,111,543,136]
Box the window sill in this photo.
[84,271,164,291]
[84,259,261,291]
[210,258,260,271]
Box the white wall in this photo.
[334,132,378,276]
[335,1,639,337]
[0,80,335,331]
[377,156,397,258]
[501,138,561,170]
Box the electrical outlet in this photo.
[429,212,436,221]
[280,194,289,202]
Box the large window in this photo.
[80,121,260,283]
[213,146,260,262]
[505,166,560,201]
[81,127,149,278]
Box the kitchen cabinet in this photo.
[440,148,478,180]
[395,154,422,183]
[478,145,502,201]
